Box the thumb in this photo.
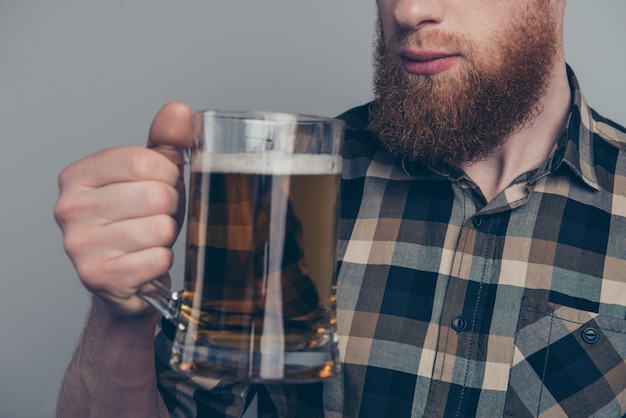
[147,101,195,165]
[147,101,195,232]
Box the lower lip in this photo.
[402,56,460,75]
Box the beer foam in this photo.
[191,152,342,175]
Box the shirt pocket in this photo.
[504,297,626,418]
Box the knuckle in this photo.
[75,258,106,289]
[57,163,79,189]
[53,198,69,226]
[53,196,89,228]
[54,173,83,226]
[62,230,90,259]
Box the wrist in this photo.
[87,296,160,348]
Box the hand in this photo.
[54,102,194,316]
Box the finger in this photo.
[87,180,179,223]
[80,246,174,297]
[58,146,180,191]
[92,273,173,317]
[104,247,174,292]
[148,101,194,165]
[148,101,194,147]
[66,215,177,261]
[55,178,179,232]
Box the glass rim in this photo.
[199,108,346,128]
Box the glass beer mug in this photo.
[140,110,344,382]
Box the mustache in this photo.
[377,26,474,60]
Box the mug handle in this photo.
[138,280,181,321]
[134,142,194,323]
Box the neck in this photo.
[460,62,571,203]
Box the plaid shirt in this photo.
[156,67,626,417]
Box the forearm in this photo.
[57,298,170,418]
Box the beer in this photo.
[171,151,341,381]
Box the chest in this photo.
[329,174,626,417]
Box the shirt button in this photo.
[582,327,600,344]
[472,216,486,229]
[451,316,468,332]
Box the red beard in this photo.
[369,3,559,167]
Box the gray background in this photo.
[1,2,624,417]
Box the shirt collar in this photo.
[400,65,601,191]
[554,65,600,190]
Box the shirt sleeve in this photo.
[154,318,253,418]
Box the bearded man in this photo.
[55,0,626,417]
